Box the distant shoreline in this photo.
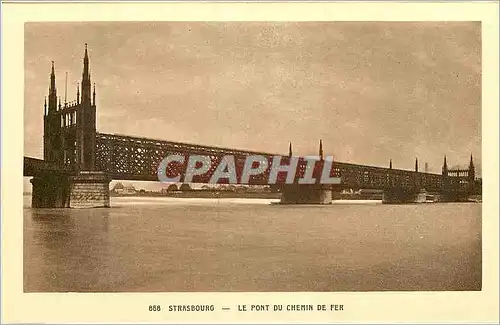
[23,191,386,200]
[111,191,282,199]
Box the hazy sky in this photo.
[24,22,481,185]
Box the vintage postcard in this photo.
[2,1,499,324]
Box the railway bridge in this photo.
[24,45,480,208]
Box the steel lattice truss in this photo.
[332,162,444,191]
[94,132,470,192]
[95,132,281,183]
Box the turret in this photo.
[93,83,96,106]
[76,82,80,104]
[442,155,448,176]
[468,154,476,194]
[81,43,91,105]
[319,139,323,160]
[469,154,475,179]
[48,61,57,113]
[76,43,97,171]
[288,142,292,157]
[44,61,62,164]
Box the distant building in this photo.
[122,184,137,194]
[112,182,124,192]
[112,182,136,194]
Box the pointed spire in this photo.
[415,157,418,172]
[288,142,292,157]
[469,154,475,176]
[83,43,89,64]
[93,83,96,106]
[469,154,475,180]
[47,61,57,113]
[319,139,323,160]
[77,82,80,104]
[44,97,47,115]
[64,72,68,105]
[81,43,91,104]
[442,155,448,176]
[58,96,61,110]
[49,61,56,93]
[389,159,392,169]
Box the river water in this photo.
[23,196,482,292]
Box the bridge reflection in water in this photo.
[24,44,481,208]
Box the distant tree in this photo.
[179,184,192,191]
[167,184,178,192]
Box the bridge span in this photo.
[93,132,446,192]
[24,44,480,208]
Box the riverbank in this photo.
[111,191,282,199]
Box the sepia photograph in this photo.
[22,21,483,293]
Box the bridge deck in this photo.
[93,133,451,191]
[24,133,472,193]
[24,157,72,176]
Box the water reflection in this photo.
[24,197,482,292]
[26,208,111,292]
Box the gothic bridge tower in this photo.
[77,43,97,171]
[43,44,97,171]
[38,44,109,208]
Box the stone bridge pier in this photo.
[31,171,111,208]
[280,184,332,204]
[31,171,71,208]
[69,171,112,208]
